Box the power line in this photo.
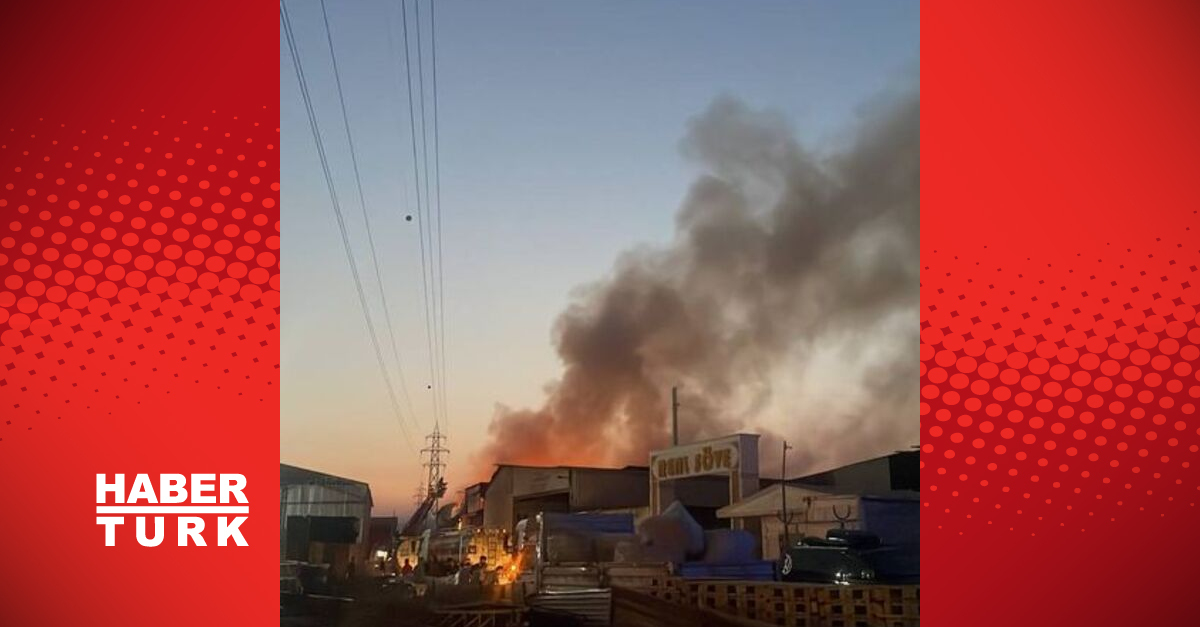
[281,0,415,453]
[430,0,450,435]
[413,0,445,429]
[400,0,445,431]
[317,0,421,435]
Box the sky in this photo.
[280,0,920,517]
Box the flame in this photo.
[497,554,524,585]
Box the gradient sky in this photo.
[280,0,919,517]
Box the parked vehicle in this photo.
[281,561,333,599]
[779,531,918,585]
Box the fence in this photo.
[612,586,771,627]
[630,577,919,627]
[432,606,524,627]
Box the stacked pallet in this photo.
[641,574,687,604]
[815,587,872,627]
[632,578,919,627]
[752,584,816,627]
[867,586,919,627]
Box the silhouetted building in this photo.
[280,464,373,576]
[719,450,920,560]
[460,482,488,529]
[482,463,732,533]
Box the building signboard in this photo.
[648,434,761,528]
[650,440,741,480]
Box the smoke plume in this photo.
[473,87,919,480]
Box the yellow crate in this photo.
[817,586,871,604]
[821,602,870,617]
[822,616,873,627]
[869,600,920,619]
[648,578,917,627]
[756,607,814,627]
[867,585,920,603]
[757,586,820,627]
[873,618,919,627]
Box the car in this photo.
[779,531,919,585]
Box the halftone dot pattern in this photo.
[921,234,1200,535]
[0,110,279,441]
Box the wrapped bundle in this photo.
[635,515,690,564]
[661,501,706,558]
[700,529,757,564]
[594,532,638,562]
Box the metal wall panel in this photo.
[279,483,372,561]
[483,467,515,531]
[570,469,649,511]
[513,467,571,497]
[528,589,613,627]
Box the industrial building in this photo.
[280,464,374,578]
[468,442,918,563]
[481,463,733,533]
[717,450,920,559]
[784,449,919,494]
[459,482,488,529]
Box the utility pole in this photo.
[671,386,680,446]
[780,441,793,550]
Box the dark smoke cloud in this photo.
[472,87,919,480]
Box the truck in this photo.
[395,527,512,577]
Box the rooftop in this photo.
[280,463,370,487]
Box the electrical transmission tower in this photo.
[420,425,450,508]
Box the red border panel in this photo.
[925,1,1200,625]
[0,2,279,625]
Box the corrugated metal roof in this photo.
[280,464,373,507]
[716,485,918,519]
[786,450,918,483]
[281,463,368,487]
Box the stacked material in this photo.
[699,529,757,564]
[612,501,774,579]
[594,533,637,562]
[677,561,776,581]
[635,517,690,564]
[539,513,637,565]
[546,528,599,564]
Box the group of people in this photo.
[395,555,502,585]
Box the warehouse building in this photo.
[280,464,373,579]
[481,463,732,533]
[717,450,920,560]
[459,481,488,529]
[479,442,918,561]
[786,449,919,494]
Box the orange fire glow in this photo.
[496,553,524,585]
